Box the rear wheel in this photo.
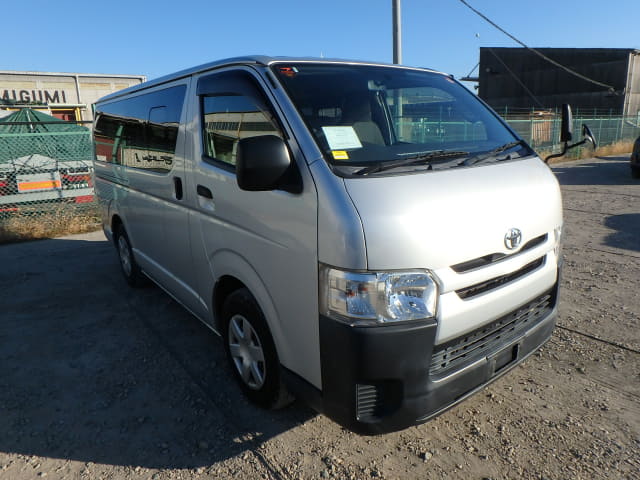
[222,288,292,409]
[114,224,147,287]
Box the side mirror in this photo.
[236,135,293,192]
[582,124,597,150]
[560,104,573,143]
[545,105,598,163]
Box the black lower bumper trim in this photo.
[307,277,561,435]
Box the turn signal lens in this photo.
[553,225,563,263]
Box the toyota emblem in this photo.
[504,228,522,250]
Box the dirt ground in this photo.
[1,156,638,480]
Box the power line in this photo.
[457,0,619,93]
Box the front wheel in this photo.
[222,288,292,409]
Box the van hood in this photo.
[344,157,562,272]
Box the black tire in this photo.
[114,224,147,287]
[222,288,293,409]
[632,167,640,179]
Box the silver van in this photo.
[93,56,563,434]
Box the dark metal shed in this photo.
[478,48,640,116]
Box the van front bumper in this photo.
[312,281,559,435]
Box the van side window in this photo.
[201,94,282,167]
[94,85,186,173]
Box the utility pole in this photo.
[392,0,402,64]
[392,0,403,137]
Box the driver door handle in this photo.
[197,184,213,199]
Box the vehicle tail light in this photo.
[62,174,91,183]
[62,173,92,189]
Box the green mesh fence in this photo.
[401,113,639,156]
[505,114,640,152]
[0,111,95,217]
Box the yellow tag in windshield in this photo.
[332,150,349,160]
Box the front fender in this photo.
[208,249,292,370]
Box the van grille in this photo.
[455,256,545,300]
[429,290,554,378]
[451,234,548,273]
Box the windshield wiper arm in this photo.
[355,150,470,175]
[458,140,528,167]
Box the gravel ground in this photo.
[1,155,638,480]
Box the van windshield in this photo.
[272,63,530,175]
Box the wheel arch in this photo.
[213,275,246,330]
[209,250,290,368]
[111,214,124,245]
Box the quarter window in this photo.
[94,85,186,173]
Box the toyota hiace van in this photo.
[93,57,563,434]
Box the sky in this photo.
[3,0,639,85]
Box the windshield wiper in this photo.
[458,140,528,167]
[355,150,470,175]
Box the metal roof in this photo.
[0,70,146,80]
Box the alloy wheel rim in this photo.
[228,314,266,390]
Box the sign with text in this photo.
[1,89,69,104]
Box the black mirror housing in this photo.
[236,135,295,192]
[545,105,597,163]
[582,124,597,150]
[560,104,573,143]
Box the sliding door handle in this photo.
[173,177,183,200]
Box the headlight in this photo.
[320,266,438,326]
[553,225,563,263]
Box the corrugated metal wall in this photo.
[626,52,640,119]
[478,48,639,116]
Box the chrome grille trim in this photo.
[456,256,545,299]
[451,233,548,273]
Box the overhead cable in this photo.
[457,0,619,93]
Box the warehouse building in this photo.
[478,48,640,116]
[0,70,146,123]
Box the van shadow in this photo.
[552,156,636,186]
[0,235,316,470]
[603,213,640,252]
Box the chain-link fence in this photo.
[500,108,640,153]
[399,106,639,158]
[1,126,94,213]
[0,110,98,241]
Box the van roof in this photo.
[95,55,446,104]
